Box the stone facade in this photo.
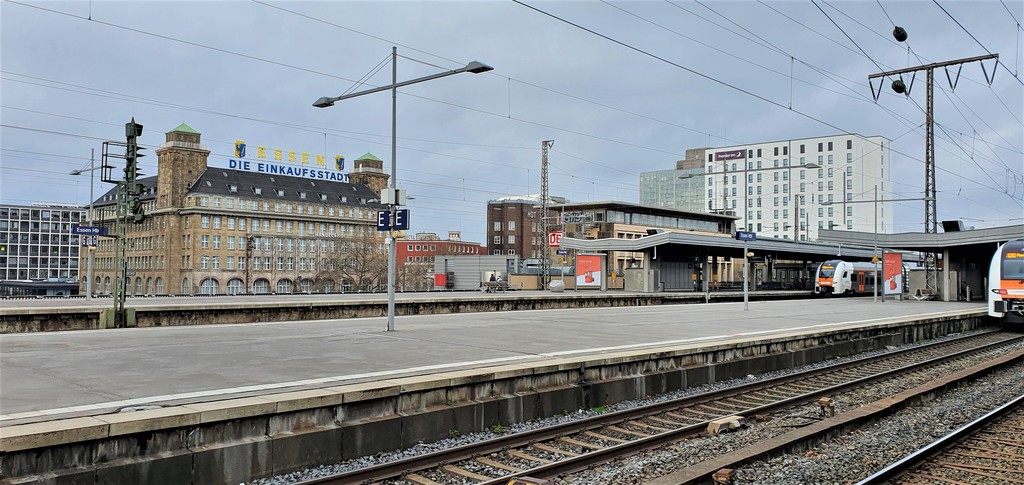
[83,124,388,295]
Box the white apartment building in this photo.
[700,134,892,241]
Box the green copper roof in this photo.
[357,152,382,162]
[170,123,198,134]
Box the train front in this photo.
[815,260,840,295]
[990,239,1024,324]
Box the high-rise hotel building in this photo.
[85,123,388,295]
[641,134,892,242]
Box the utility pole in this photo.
[869,50,997,295]
[100,118,145,327]
[869,53,999,233]
[539,140,554,289]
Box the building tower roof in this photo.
[356,153,383,162]
[170,123,199,134]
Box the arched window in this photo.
[226,278,245,295]
[300,278,312,293]
[253,278,270,294]
[145,277,153,295]
[135,277,143,296]
[95,276,102,295]
[181,277,190,294]
[200,278,219,295]
[276,278,293,294]
[318,278,334,293]
[155,277,164,295]
[104,276,111,294]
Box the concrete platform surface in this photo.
[0,298,983,422]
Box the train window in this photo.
[842,272,849,279]
[1003,255,1024,279]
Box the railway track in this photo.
[295,331,1023,485]
[856,393,1024,485]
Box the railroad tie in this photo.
[507,449,553,463]
[404,474,444,485]
[558,436,604,450]
[442,465,493,481]
[476,456,523,472]
[583,431,630,443]
[534,442,580,456]
[608,425,652,437]
[630,421,672,433]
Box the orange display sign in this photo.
[883,252,903,295]
[575,254,602,287]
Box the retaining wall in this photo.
[0,291,808,333]
[0,310,984,484]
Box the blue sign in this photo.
[376,209,410,231]
[556,249,569,255]
[393,209,409,231]
[736,231,756,241]
[72,225,108,236]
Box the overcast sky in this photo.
[2,0,1021,244]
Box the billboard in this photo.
[714,149,746,161]
[883,252,903,295]
[575,254,602,288]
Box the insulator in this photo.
[892,79,907,94]
[892,26,908,42]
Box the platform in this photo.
[0,298,988,484]
[1,298,982,421]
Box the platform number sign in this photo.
[548,230,563,247]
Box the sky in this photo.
[2,0,1022,245]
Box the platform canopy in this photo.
[559,231,877,261]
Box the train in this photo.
[988,238,1024,324]
[814,259,882,296]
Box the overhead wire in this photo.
[803,1,1021,192]
[511,1,1024,213]
[6,0,1015,217]
[811,1,1021,205]
[932,0,1024,86]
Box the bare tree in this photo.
[316,230,387,292]
[400,261,434,291]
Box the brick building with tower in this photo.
[83,123,388,295]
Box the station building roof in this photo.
[819,225,1024,252]
[560,230,875,261]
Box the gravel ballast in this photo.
[250,329,1013,485]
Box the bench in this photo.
[480,281,510,293]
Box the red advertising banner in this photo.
[575,254,602,287]
[883,252,903,295]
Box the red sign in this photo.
[548,231,563,247]
[883,252,903,295]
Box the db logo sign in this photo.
[548,231,563,247]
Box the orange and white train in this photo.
[989,239,1024,324]
[814,259,881,296]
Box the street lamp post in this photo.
[314,48,492,332]
[70,148,98,301]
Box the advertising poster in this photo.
[883,252,903,295]
[575,254,602,288]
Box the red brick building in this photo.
[486,195,567,258]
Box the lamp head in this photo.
[313,97,336,108]
[465,61,494,74]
